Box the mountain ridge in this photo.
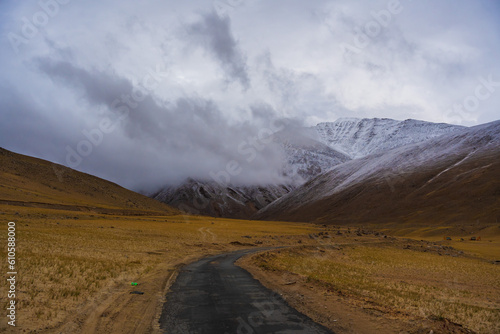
[151,178,293,218]
[152,117,467,218]
[254,120,500,229]
[311,117,465,159]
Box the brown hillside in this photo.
[272,150,499,228]
[0,148,178,215]
[255,122,500,232]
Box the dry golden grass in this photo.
[253,240,500,333]
[0,148,178,215]
[384,224,500,260]
[0,204,318,332]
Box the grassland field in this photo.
[0,204,322,333]
[0,203,499,333]
[241,225,500,334]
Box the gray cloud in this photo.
[33,57,287,190]
[185,11,250,90]
[0,84,75,161]
[0,0,499,191]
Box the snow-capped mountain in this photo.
[255,120,500,227]
[272,129,350,182]
[274,117,464,182]
[311,118,465,159]
[150,129,349,218]
[152,118,468,218]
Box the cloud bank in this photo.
[0,0,499,190]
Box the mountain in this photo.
[312,118,465,159]
[153,118,466,218]
[0,148,179,215]
[280,117,464,179]
[151,179,292,218]
[272,128,351,182]
[150,129,348,219]
[254,120,500,230]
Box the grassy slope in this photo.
[0,148,178,214]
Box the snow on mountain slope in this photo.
[255,120,500,226]
[272,117,464,183]
[152,118,469,219]
[152,178,293,218]
[312,118,465,159]
[150,130,346,218]
[272,129,351,182]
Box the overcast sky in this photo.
[1,0,499,190]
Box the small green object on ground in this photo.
[131,282,138,286]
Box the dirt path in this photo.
[159,248,333,334]
[43,254,200,334]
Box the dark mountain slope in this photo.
[255,121,500,229]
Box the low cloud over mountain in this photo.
[1,0,499,191]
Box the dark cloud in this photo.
[0,84,75,161]
[33,58,287,190]
[186,11,250,90]
[37,58,133,108]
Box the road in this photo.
[159,248,333,334]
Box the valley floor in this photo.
[1,204,498,333]
[0,204,322,333]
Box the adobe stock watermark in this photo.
[232,248,318,334]
[178,119,287,220]
[233,290,283,334]
[210,120,286,186]
[339,0,409,58]
[383,171,406,193]
[379,75,500,189]
[198,227,218,242]
[61,64,169,173]
[7,0,72,54]
[381,141,428,193]
[213,0,244,16]
[6,222,17,327]
[446,75,500,124]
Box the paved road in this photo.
[159,249,333,334]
